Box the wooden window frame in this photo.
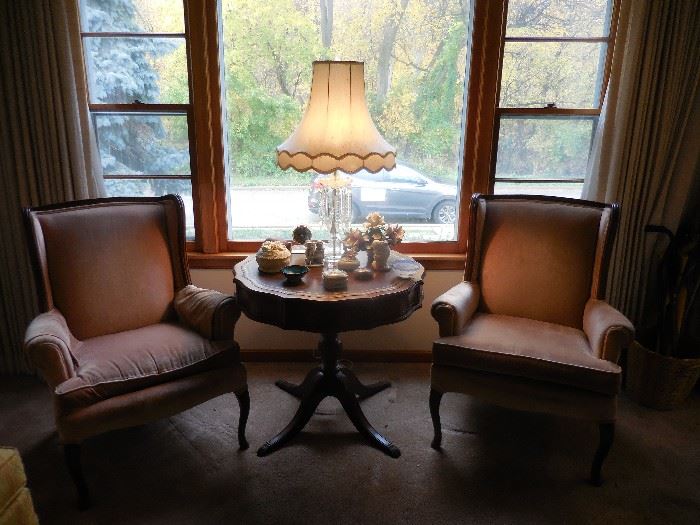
[80,0,619,270]
[185,0,488,268]
[79,10,200,250]
[487,0,621,194]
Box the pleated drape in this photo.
[583,0,700,324]
[0,0,104,374]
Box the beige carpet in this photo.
[1,363,698,524]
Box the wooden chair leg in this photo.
[63,444,91,510]
[429,388,444,449]
[590,422,615,486]
[235,390,250,450]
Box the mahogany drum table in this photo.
[233,252,424,458]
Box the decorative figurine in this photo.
[337,250,361,272]
[305,240,325,266]
[292,224,312,245]
[371,240,391,271]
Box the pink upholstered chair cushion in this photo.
[55,323,238,409]
[433,313,621,396]
[33,202,177,340]
[474,199,603,329]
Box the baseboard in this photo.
[240,349,432,363]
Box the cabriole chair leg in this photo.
[590,422,615,486]
[235,390,251,450]
[64,444,91,510]
[429,388,444,449]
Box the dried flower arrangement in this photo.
[342,212,404,255]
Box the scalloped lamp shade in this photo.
[277,61,396,174]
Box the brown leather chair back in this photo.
[465,195,618,329]
[24,195,191,340]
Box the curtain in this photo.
[0,0,105,374]
[583,0,700,324]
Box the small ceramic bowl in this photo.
[281,265,309,285]
[392,259,421,279]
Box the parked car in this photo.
[308,164,457,224]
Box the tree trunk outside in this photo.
[320,0,334,48]
[377,0,410,105]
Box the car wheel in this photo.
[432,200,457,224]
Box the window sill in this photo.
[187,251,465,270]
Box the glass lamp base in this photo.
[323,253,341,270]
[318,172,353,268]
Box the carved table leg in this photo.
[336,371,400,457]
[338,366,391,400]
[261,332,400,458]
[258,378,326,457]
[275,367,323,399]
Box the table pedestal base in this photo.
[257,333,400,458]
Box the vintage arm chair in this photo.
[429,194,634,485]
[23,195,249,509]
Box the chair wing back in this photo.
[25,195,191,340]
[465,195,618,329]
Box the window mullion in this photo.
[599,0,621,108]
[81,32,187,38]
[461,0,509,215]
[489,0,618,199]
[184,0,228,254]
[497,108,601,116]
[88,104,190,113]
[504,36,608,43]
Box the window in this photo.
[492,0,617,198]
[221,0,472,244]
[79,0,196,238]
[76,0,619,264]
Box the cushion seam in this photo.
[26,339,72,379]
[210,297,232,338]
[25,333,70,349]
[432,349,620,395]
[600,324,628,361]
[433,342,620,374]
[55,344,234,395]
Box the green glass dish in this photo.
[281,265,309,286]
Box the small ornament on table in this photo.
[385,222,405,247]
[281,264,309,286]
[305,240,325,266]
[354,267,373,281]
[292,224,313,252]
[371,240,391,271]
[342,228,365,258]
[322,268,348,291]
[343,212,405,269]
[337,233,361,272]
[256,240,291,273]
[338,250,361,272]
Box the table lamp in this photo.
[277,60,396,264]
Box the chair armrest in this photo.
[174,285,241,341]
[431,281,481,337]
[24,309,78,388]
[583,299,635,363]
